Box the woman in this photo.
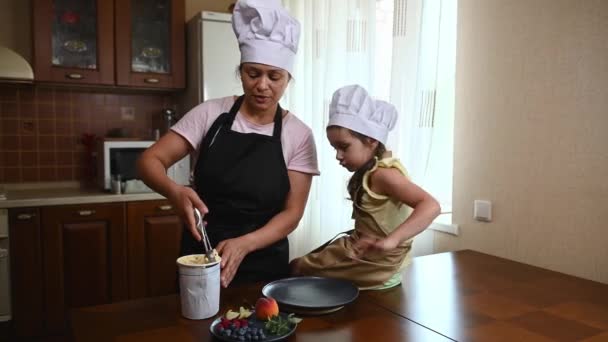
[138,0,319,288]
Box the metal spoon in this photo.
[193,208,217,263]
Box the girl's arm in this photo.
[359,167,441,252]
[137,131,207,241]
[215,170,313,287]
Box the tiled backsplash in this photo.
[0,84,176,184]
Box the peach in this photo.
[255,297,279,320]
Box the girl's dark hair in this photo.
[344,129,387,206]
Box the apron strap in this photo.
[205,95,284,145]
[309,229,355,254]
[308,229,406,268]
[199,95,246,152]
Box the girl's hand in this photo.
[167,185,208,241]
[215,235,253,288]
[352,234,400,257]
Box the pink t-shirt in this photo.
[172,96,320,175]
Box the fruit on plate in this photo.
[239,306,253,319]
[255,297,279,320]
[224,309,240,320]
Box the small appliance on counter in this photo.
[97,139,190,192]
[122,179,154,194]
[162,108,177,134]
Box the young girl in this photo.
[291,85,441,290]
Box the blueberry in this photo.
[246,334,251,339]
[238,337,245,341]
[225,329,232,337]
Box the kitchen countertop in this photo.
[0,182,165,209]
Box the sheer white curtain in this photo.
[389,0,456,214]
[282,0,456,259]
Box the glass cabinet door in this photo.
[130,0,171,74]
[51,0,98,70]
[33,0,114,84]
[115,0,184,89]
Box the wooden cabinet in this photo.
[127,200,183,299]
[32,0,115,85]
[115,0,185,89]
[32,0,185,89]
[9,208,44,338]
[9,199,182,338]
[41,202,127,333]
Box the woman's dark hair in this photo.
[236,64,293,81]
[343,129,386,206]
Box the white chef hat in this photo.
[328,85,398,145]
[232,0,300,74]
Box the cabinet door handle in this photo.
[77,210,96,216]
[17,213,36,220]
[158,205,172,211]
[144,77,160,84]
[65,73,84,80]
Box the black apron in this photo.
[180,96,291,285]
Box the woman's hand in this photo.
[215,235,254,288]
[167,185,208,241]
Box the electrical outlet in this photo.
[474,200,492,222]
[21,120,35,134]
[120,107,135,121]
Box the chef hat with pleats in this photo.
[328,85,398,145]
[232,0,300,74]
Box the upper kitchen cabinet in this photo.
[32,0,115,85]
[32,0,185,90]
[115,0,185,89]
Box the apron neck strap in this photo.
[227,95,284,139]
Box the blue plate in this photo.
[262,276,359,310]
[209,312,296,342]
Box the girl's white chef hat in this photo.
[328,85,398,145]
[232,0,300,74]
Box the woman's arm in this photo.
[357,168,441,252]
[137,131,207,240]
[215,170,313,287]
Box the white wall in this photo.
[436,0,608,284]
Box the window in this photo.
[283,0,457,257]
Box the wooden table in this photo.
[71,251,608,341]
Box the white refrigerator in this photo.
[179,11,243,115]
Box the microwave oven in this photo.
[97,140,190,191]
